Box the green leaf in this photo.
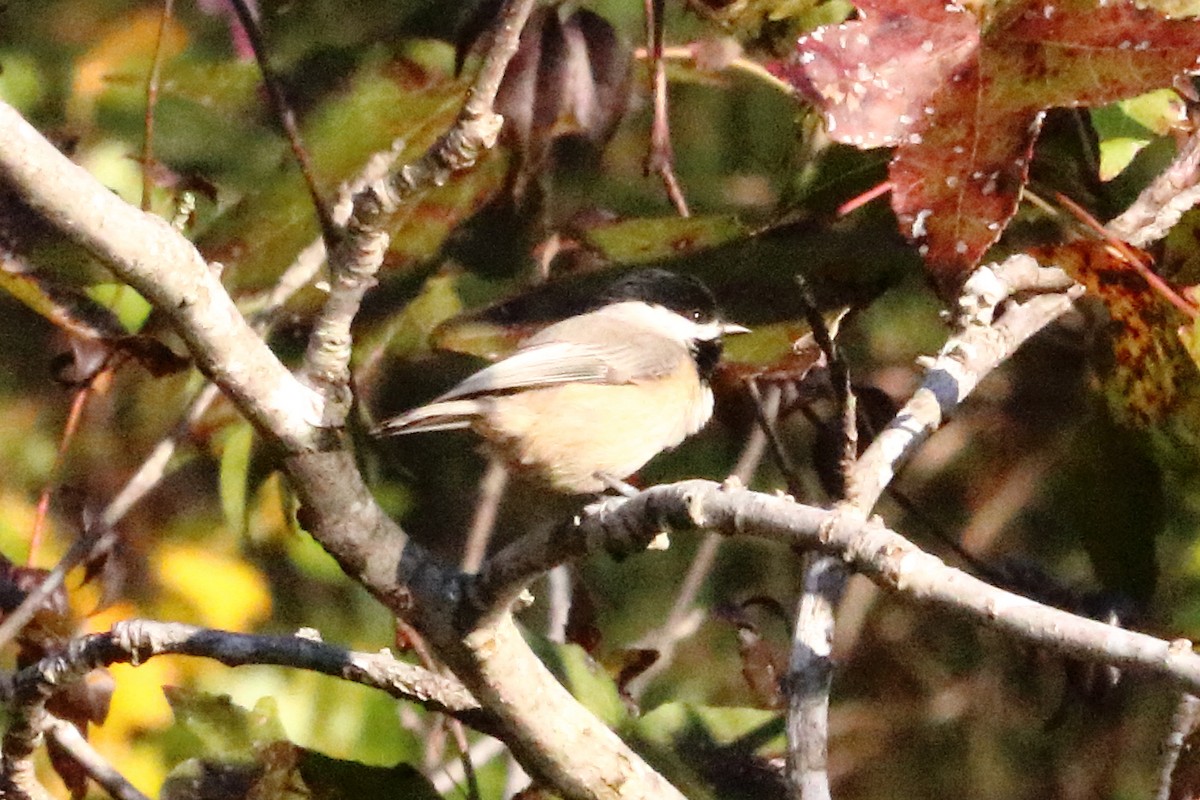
[583,215,749,265]
[201,44,508,294]
[633,702,783,750]
[86,283,153,333]
[164,688,288,760]
[1091,89,1185,181]
[525,632,627,728]
[219,422,255,538]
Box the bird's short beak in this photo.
[721,322,751,335]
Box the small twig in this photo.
[463,458,510,574]
[0,521,115,653]
[224,0,337,245]
[28,383,92,565]
[4,619,489,728]
[628,388,776,695]
[45,716,150,800]
[796,280,857,498]
[301,0,536,414]
[747,379,804,497]
[642,44,796,97]
[432,737,508,796]
[1157,693,1200,800]
[546,566,572,644]
[1057,191,1197,318]
[396,618,482,800]
[643,0,690,216]
[140,0,175,213]
[836,181,892,217]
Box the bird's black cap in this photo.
[597,268,719,323]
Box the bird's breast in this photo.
[476,365,713,493]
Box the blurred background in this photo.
[2,0,1200,797]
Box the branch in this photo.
[1158,693,1200,800]
[566,480,1200,690]
[787,286,855,800]
[851,255,1083,510]
[45,716,150,800]
[1106,125,1200,247]
[0,100,323,452]
[300,0,537,408]
[3,620,490,730]
[284,450,689,800]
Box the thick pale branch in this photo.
[284,451,688,800]
[0,101,323,452]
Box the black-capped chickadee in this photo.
[373,269,748,493]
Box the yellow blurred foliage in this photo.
[70,8,188,120]
[154,543,273,632]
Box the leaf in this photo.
[219,422,255,538]
[165,688,288,759]
[200,45,508,293]
[296,750,441,800]
[0,257,187,380]
[1032,241,1200,429]
[525,632,628,728]
[783,0,1200,293]
[1091,88,1187,181]
[583,215,750,265]
[162,689,438,800]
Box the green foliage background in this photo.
[2,1,1200,798]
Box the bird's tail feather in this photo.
[372,399,483,436]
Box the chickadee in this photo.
[373,269,748,493]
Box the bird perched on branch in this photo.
[373,269,747,493]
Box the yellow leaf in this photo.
[71,8,188,118]
[154,543,272,632]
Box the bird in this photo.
[373,269,748,494]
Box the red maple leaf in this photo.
[781,0,1200,294]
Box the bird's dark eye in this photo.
[690,309,703,321]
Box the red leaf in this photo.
[785,0,1200,294]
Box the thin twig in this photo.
[301,0,537,414]
[628,383,777,695]
[0,521,115,652]
[5,620,489,728]
[546,566,572,644]
[45,716,150,800]
[747,379,804,497]
[644,44,796,97]
[463,458,510,574]
[140,0,175,213]
[224,0,337,245]
[396,617,482,800]
[28,383,92,565]
[643,0,690,216]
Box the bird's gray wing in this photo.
[433,309,688,401]
[431,342,624,401]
